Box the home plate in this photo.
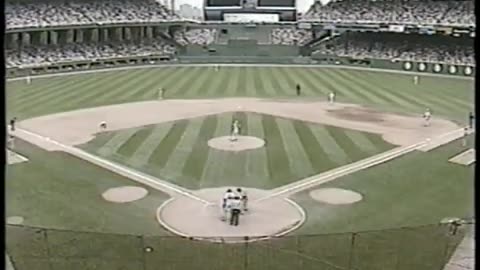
[449,149,475,166]
[7,150,29,165]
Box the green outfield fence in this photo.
[6,220,474,270]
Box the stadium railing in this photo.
[6,221,473,270]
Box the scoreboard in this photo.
[204,0,296,21]
[206,0,241,7]
[257,0,295,7]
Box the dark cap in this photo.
[227,189,232,192]
[237,188,242,192]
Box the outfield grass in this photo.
[79,112,395,189]
[6,66,474,122]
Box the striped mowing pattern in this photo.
[7,67,474,122]
[80,113,396,190]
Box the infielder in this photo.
[236,188,248,213]
[423,108,431,127]
[229,196,242,226]
[230,119,241,142]
[328,91,336,104]
[222,189,235,221]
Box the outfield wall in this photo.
[6,56,475,79]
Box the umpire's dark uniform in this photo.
[10,117,17,131]
[296,84,301,96]
[230,197,241,226]
[468,112,474,129]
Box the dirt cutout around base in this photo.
[449,149,475,166]
[208,136,265,152]
[7,216,24,225]
[157,188,305,243]
[309,188,363,205]
[102,186,148,203]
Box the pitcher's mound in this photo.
[208,136,265,152]
[102,186,148,203]
[157,188,305,243]
[310,188,363,205]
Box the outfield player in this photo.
[26,75,31,85]
[214,64,219,72]
[423,108,431,127]
[413,75,419,85]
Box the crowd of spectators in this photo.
[270,28,313,46]
[6,40,176,67]
[174,29,217,46]
[314,32,474,65]
[6,0,179,29]
[303,0,475,26]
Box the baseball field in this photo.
[6,65,475,270]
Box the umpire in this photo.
[230,196,242,226]
[9,117,17,132]
[296,83,301,96]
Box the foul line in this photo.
[255,128,467,202]
[14,127,210,205]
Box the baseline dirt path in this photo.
[18,98,458,147]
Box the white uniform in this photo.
[328,92,335,104]
[237,189,248,212]
[214,65,219,72]
[423,110,431,126]
[413,76,419,85]
[26,76,31,84]
[222,191,235,221]
[230,121,240,141]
